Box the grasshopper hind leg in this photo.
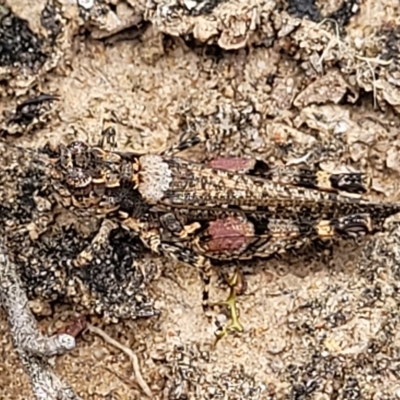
[160,243,214,313]
[159,243,245,339]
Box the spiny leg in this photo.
[161,130,206,157]
[157,243,223,322]
[159,242,245,340]
[198,217,320,341]
[123,218,213,311]
[159,242,213,312]
[98,125,117,150]
[209,234,307,344]
[190,217,309,340]
[123,217,162,254]
[195,253,213,318]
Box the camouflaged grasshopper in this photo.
[3,133,395,340]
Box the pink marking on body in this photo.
[207,217,254,253]
[208,157,255,172]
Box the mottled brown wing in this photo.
[137,155,400,226]
[208,157,371,194]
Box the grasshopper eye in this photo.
[67,141,90,168]
[67,141,88,155]
[65,168,92,189]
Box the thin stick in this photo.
[86,323,153,398]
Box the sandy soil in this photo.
[2,0,400,399]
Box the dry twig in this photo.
[86,322,153,398]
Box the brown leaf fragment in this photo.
[57,315,87,338]
[294,69,358,108]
